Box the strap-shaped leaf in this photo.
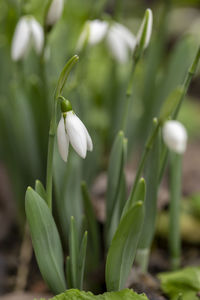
[106,131,125,224]
[69,216,78,288]
[25,187,66,294]
[77,231,88,290]
[122,177,146,218]
[106,131,127,245]
[35,180,46,201]
[106,201,144,291]
[81,182,100,265]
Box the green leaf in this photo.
[106,131,127,245]
[55,55,79,99]
[122,177,146,218]
[35,180,46,201]
[43,288,149,300]
[106,201,144,291]
[69,216,79,288]
[25,187,66,294]
[158,266,200,300]
[159,87,183,123]
[81,182,100,266]
[77,231,88,290]
[65,256,72,289]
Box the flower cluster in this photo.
[77,8,153,63]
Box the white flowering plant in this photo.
[0,0,200,299]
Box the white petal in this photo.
[88,20,108,45]
[29,18,44,54]
[162,120,188,154]
[112,22,136,50]
[11,17,30,61]
[57,117,69,162]
[78,119,93,151]
[107,26,129,63]
[46,0,64,26]
[65,111,87,158]
[137,8,153,49]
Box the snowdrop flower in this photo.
[162,121,188,154]
[11,16,44,61]
[136,8,153,52]
[46,0,64,27]
[77,19,136,63]
[57,102,93,162]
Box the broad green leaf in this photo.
[25,187,66,294]
[81,182,100,266]
[106,202,144,291]
[122,177,146,218]
[35,180,46,201]
[158,267,200,300]
[38,288,149,300]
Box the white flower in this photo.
[57,111,93,162]
[46,0,64,26]
[76,19,136,63]
[162,120,188,154]
[11,16,44,61]
[136,8,153,51]
[106,23,136,63]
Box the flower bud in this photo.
[162,120,188,154]
[46,0,64,27]
[136,8,153,55]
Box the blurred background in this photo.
[0,0,200,298]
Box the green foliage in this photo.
[41,288,149,300]
[25,187,66,294]
[159,267,200,300]
[106,131,127,245]
[106,202,144,291]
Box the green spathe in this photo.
[38,288,149,300]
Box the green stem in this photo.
[121,58,138,132]
[122,119,159,217]
[169,152,182,270]
[159,46,200,183]
[46,100,57,210]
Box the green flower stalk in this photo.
[162,120,188,269]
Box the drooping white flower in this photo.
[76,20,108,51]
[136,8,153,51]
[46,0,64,26]
[11,16,44,61]
[162,120,188,154]
[76,19,136,63]
[57,111,93,162]
[106,22,136,62]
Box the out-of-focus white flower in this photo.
[136,8,153,51]
[11,16,44,61]
[46,0,64,26]
[57,111,93,162]
[76,19,136,63]
[107,23,136,62]
[162,120,188,154]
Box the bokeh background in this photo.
[0,0,200,298]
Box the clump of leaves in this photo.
[36,288,149,300]
[158,266,200,300]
